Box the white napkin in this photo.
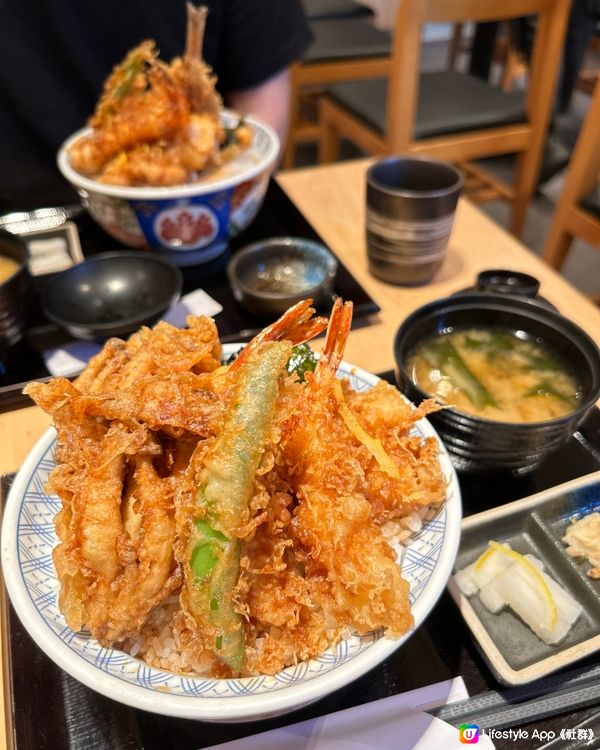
[43,340,103,377]
[202,678,495,750]
[161,288,223,327]
[28,236,75,276]
[43,288,223,377]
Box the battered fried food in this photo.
[24,316,222,643]
[344,381,446,522]
[279,302,414,639]
[69,4,250,186]
[27,300,446,677]
[169,4,221,120]
[175,301,328,674]
[69,41,190,177]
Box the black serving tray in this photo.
[0,179,380,410]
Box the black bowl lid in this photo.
[453,269,557,312]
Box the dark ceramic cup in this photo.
[366,156,463,286]
[394,293,600,475]
[0,229,31,351]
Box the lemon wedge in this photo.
[475,541,558,628]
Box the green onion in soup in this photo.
[406,328,582,423]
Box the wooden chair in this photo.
[447,22,469,69]
[318,0,572,236]
[283,16,393,169]
[572,20,600,97]
[543,80,600,276]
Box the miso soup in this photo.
[0,255,19,284]
[406,328,582,423]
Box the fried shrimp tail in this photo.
[231,299,327,371]
[317,296,353,375]
[281,298,414,637]
[179,299,327,674]
[185,3,207,60]
[177,3,221,118]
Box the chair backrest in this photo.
[573,79,600,200]
[386,0,572,151]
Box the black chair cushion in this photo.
[325,71,526,139]
[580,184,600,219]
[304,18,391,63]
[302,0,372,21]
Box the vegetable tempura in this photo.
[25,299,447,677]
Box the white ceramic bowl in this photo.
[1,354,461,721]
[57,111,279,266]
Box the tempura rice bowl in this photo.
[57,111,279,266]
[1,354,461,721]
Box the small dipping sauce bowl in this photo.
[227,236,338,318]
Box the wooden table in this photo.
[2,158,600,748]
[280,158,600,362]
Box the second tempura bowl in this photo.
[57,111,279,266]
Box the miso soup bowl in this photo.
[394,293,600,475]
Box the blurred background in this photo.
[292,0,600,299]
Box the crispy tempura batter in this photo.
[68,5,250,186]
[278,303,414,641]
[26,302,446,676]
[24,317,222,644]
[70,41,190,177]
[344,382,445,522]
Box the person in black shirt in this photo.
[0,0,311,211]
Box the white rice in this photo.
[122,505,439,676]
